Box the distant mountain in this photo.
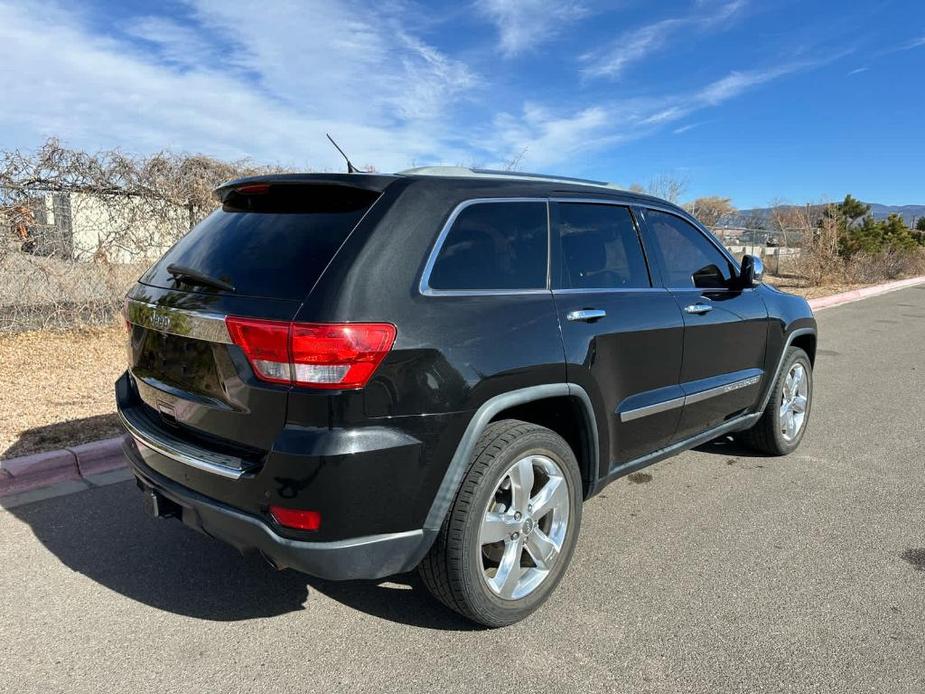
[737,202,925,227]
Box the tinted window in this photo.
[427,201,548,291]
[645,210,734,289]
[554,203,650,289]
[142,185,378,300]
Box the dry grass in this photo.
[763,274,873,300]
[0,323,124,459]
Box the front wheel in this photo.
[741,346,813,455]
[419,419,583,627]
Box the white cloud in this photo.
[581,0,745,79]
[0,0,847,178]
[0,1,478,170]
[476,0,588,57]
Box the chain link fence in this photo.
[1,140,284,333]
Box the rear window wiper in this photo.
[166,264,236,293]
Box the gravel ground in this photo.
[0,285,923,693]
[0,324,124,459]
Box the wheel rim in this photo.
[478,454,570,600]
[779,363,809,442]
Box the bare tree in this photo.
[645,173,689,203]
[685,196,736,227]
[766,198,826,249]
[502,147,529,172]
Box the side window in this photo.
[554,203,650,289]
[427,201,548,291]
[645,210,735,289]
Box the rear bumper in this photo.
[122,437,435,580]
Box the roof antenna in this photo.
[326,133,359,174]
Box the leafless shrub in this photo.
[845,248,925,283]
[0,138,289,332]
[798,212,845,286]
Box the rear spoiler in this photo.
[214,173,398,203]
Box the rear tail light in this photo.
[269,505,321,531]
[225,317,396,389]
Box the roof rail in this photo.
[397,166,625,192]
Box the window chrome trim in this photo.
[552,287,668,295]
[124,298,232,344]
[619,374,762,422]
[419,197,551,297]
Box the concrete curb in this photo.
[807,275,925,312]
[0,436,126,498]
[2,275,924,503]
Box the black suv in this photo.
[117,168,816,626]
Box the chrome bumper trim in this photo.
[118,407,246,480]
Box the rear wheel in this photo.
[740,346,813,455]
[419,419,582,627]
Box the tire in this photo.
[419,419,583,627]
[740,346,813,455]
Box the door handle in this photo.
[684,303,713,314]
[567,309,607,322]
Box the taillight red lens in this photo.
[225,317,292,384]
[269,506,321,531]
[290,323,396,389]
[225,317,396,389]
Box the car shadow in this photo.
[693,433,774,458]
[6,481,479,631]
[2,413,122,459]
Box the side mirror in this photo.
[740,254,764,287]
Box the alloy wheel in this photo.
[478,455,570,600]
[779,363,809,442]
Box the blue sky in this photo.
[0,0,923,208]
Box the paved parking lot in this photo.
[2,286,924,693]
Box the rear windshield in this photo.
[140,184,379,300]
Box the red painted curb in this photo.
[808,276,925,312]
[1,437,126,499]
[0,449,81,497]
[69,437,127,477]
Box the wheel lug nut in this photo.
[511,532,519,540]
[514,512,522,521]
[528,504,533,512]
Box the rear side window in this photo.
[426,201,548,291]
[141,185,378,300]
[645,210,735,289]
[553,203,650,289]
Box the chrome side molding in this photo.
[619,373,762,422]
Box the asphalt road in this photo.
[2,286,924,694]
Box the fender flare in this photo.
[422,383,598,532]
[756,327,817,412]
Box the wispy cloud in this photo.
[475,0,588,57]
[489,58,820,169]
[673,121,707,135]
[581,0,745,80]
[899,34,925,50]
[0,0,479,170]
[847,66,869,76]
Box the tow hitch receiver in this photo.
[142,486,181,519]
